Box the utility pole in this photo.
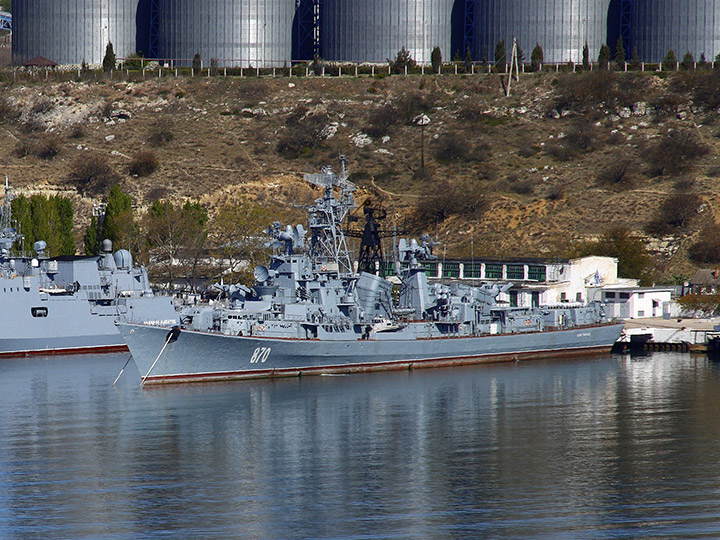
[415,114,430,169]
[505,37,520,97]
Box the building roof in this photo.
[24,56,57,67]
[690,269,720,287]
[600,286,673,293]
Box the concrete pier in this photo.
[616,317,720,353]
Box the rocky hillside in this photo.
[1,68,720,282]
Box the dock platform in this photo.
[616,317,720,353]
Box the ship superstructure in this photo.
[118,163,623,385]
[0,181,177,357]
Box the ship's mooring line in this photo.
[140,327,181,387]
[111,355,133,387]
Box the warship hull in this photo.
[0,292,176,358]
[118,322,624,385]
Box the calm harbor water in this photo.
[2,351,720,539]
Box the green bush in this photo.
[276,107,326,159]
[596,159,635,190]
[645,192,702,236]
[645,129,709,176]
[148,119,175,146]
[413,178,489,226]
[688,227,720,263]
[68,153,120,195]
[364,104,398,138]
[128,150,159,176]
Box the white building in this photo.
[588,286,674,319]
[423,255,634,308]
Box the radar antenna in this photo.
[0,177,22,255]
[0,177,13,232]
[303,156,357,275]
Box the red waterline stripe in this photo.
[0,344,128,359]
[142,344,614,385]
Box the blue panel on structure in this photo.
[149,0,159,58]
[295,0,319,61]
[464,0,475,58]
[0,12,11,32]
[620,0,631,58]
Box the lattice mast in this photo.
[304,157,356,275]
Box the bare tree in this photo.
[209,202,270,284]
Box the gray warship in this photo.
[0,182,177,357]
[119,162,623,385]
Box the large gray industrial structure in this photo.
[631,0,720,63]
[157,0,294,67]
[474,0,611,64]
[10,0,720,67]
[12,0,138,65]
[320,0,454,64]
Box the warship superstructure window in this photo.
[31,307,48,317]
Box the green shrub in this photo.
[688,227,720,263]
[645,192,702,236]
[276,108,326,159]
[413,179,488,226]
[14,133,62,160]
[645,129,709,176]
[545,184,564,200]
[596,159,635,190]
[148,119,175,146]
[128,150,159,176]
[364,104,398,138]
[68,153,120,195]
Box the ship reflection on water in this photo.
[1,351,720,539]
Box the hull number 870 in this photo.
[250,347,271,364]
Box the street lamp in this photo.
[415,114,431,169]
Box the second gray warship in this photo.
[118,163,623,385]
[0,182,177,357]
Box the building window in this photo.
[510,290,518,307]
[637,310,645,317]
[560,292,567,302]
[486,264,502,279]
[576,292,582,302]
[638,292,644,298]
[442,262,460,278]
[507,265,524,280]
[465,263,482,278]
[606,292,616,299]
[620,293,630,299]
[528,265,546,281]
